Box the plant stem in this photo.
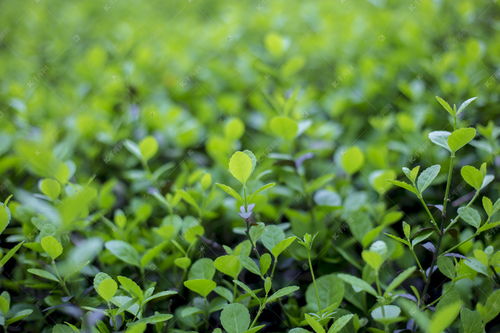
[409,247,426,279]
[308,251,321,312]
[417,195,440,233]
[52,261,70,296]
[442,233,477,255]
[442,154,455,218]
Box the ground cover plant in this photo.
[0,0,499,332]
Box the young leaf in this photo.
[416,165,440,193]
[259,253,272,275]
[183,279,216,297]
[117,276,143,301]
[456,97,477,115]
[447,128,476,153]
[27,268,59,282]
[220,303,250,333]
[269,116,298,141]
[41,236,63,260]
[482,197,493,216]
[371,305,401,322]
[461,166,483,190]
[216,183,243,202]
[476,289,500,323]
[188,258,215,280]
[0,241,24,268]
[362,250,383,271]
[435,96,455,116]
[389,180,417,195]
[0,203,11,235]
[97,278,118,301]
[228,151,254,184]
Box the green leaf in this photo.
[305,313,325,333]
[0,241,24,268]
[428,302,462,333]
[240,255,261,276]
[306,274,344,312]
[337,273,377,296]
[403,221,411,239]
[384,233,410,247]
[183,279,216,297]
[327,314,353,333]
[482,196,493,216]
[220,303,250,333]
[411,230,434,247]
[259,253,272,275]
[27,268,59,282]
[118,276,144,300]
[457,97,477,115]
[478,221,500,233]
[428,131,451,151]
[460,308,483,333]
[224,118,245,140]
[132,313,173,325]
[233,280,259,299]
[0,203,11,235]
[249,183,276,201]
[261,225,285,252]
[138,136,158,161]
[141,241,168,267]
[266,286,299,304]
[369,170,396,195]
[341,146,365,175]
[362,250,383,271]
[97,278,118,301]
[144,290,177,304]
[105,240,141,267]
[6,309,33,325]
[229,151,254,184]
[269,116,298,140]
[188,258,215,280]
[458,207,481,229]
[371,305,401,323]
[41,236,63,260]
[214,255,241,279]
[416,165,440,193]
[448,128,476,153]
[385,266,416,294]
[216,183,242,202]
[403,166,420,183]
[314,190,341,207]
[477,289,500,323]
[435,96,455,116]
[174,257,191,270]
[464,258,488,276]
[461,166,484,190]
[271,236,296,258]
[39,178,61,200]
[437,256,455,279]
[389,180,418,195]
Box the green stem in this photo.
[442,154,455,218]
[417,195,440,233]
[442,233,477,255]
[444,190,480,233]
[52,261,70,296]
[308,252,321,312]
[250,299,266,328]
[409,247,426,279]
[270,258,278,279]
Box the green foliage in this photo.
[0,1,498,332]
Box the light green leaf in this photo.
[337,273,377,296]
[214,255,241,278]
[362,250,383,271]
[464,258,488,276]
[174,257,191,270]
[461,166,484,190]
[389,180,418,195]
[269,116,298,141]
[229,151,254,184]
[0,241,24,268]
[188,258,215,280]
[224,118,245,140]
[261,225,285,252]
[458,207,481,229]
[97,278,118,301]
[132,313,173,325]
[369,170,396,195]
[139,136,158,161]
[41,236,63,260]
[416,165,440,193]
[105,240,141,267]
[39,178,61,200]
[477,289,500,323]
[259,253,272,275]
[220,303,250,333]
[371,305,401,322]
[271,236,296,258]
[429,302,462,333]
[314,190,341,207]
[448,128,476,152]
[341,146,365,175]
[183,279,216,297]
